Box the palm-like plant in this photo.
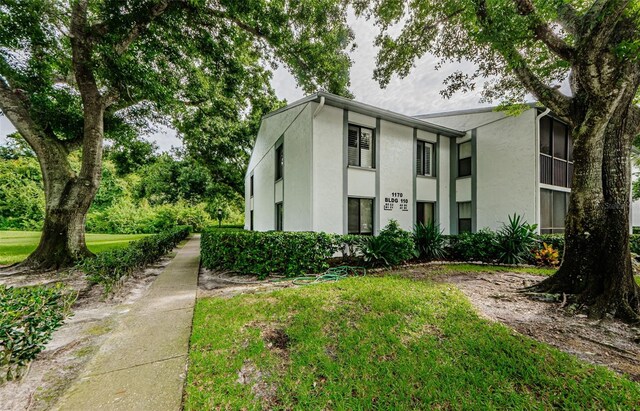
[495,214,537,264]
[414,222,446,261]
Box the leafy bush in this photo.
[80,226,190,291]
[0,284,76,381]
[414,222,446,261]
[361,220,417,267]
[534,243,560,267]
[630,234,640,255]
[201,230,339,279]
[447,229,499,263]
[495,214,537,264]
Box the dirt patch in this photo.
[198,268,295,298]
[0,254,176,411]
[422,269,640,381]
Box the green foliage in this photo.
[80,226,190,292]
[413,222,446,261]
[104,137,157,177]
[201,230,341,279]
[0,284,76,381]
[361,220,417,267]
[494,214,538,264]
[538,234,565,258]
[0,156,44,230]
[447,229,499,263]
[630,235,640,255]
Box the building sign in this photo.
[384,192,409,212]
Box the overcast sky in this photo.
[0,14,492,152]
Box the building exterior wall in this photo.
[475,109,537,230]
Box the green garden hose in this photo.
[291,266,366,286]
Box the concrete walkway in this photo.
[55,235,201,411]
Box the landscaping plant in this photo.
[495,214,538,264]
[361,220,417,267]
[413,222,446,261]
[0,284,76,381]
[534,243,560,267]
[80,226,190,292]
[447,229,499,263]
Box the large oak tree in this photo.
[0,0,353,269]
[358,0,640,320]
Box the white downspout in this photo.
[535,108,551,234]
[313,96,325,118]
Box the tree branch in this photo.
[581,0,633,47]
[0,76,46,153]
[512,0,575,62]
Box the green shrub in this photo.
[0,284,76,381]
[361,220,417,267]
[537,234,565,258]
[414,222,446,261]
[80,226,190,291]
[495,214,538,264]
[201,230,339,279]
[447,229,499,263]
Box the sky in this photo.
[0,14,492,152]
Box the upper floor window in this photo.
[458,141,472,177]
[540,116,573,188]
[416,141,434,176]
[250,175,254,197]
[348,125,375,168]
[275,143,284,180]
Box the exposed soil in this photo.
[197,268,295,298]
[0,251,178,411]
[414,268,640,381]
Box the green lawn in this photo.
[185,276,639,410]
[0,230,148,266]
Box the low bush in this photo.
[0,284,76,381]
[414,222,446,261]
[534,243,560,267]
[80,226,190,291]
[201,230,339,279]
[494,214,538,264]
[447,229,499,263]
[361,220,417,267]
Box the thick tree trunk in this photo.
[534,104,640,321]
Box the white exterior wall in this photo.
[475,109,537,230]
[378,120,414,232]
[245,104,312,231]
[437,137,451,233]
[312,104,344,233]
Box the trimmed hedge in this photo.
[80,225,190,291]
[201,230,344,279]
[1,284,76,381]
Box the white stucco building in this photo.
[244,91,582,235]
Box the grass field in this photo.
[0,230,148,266]
[185,276,639,410]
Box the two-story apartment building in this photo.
[244,91,579,235]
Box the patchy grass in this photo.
[185,276,639,410]
[0,231,148,266]
[434,263,558,276]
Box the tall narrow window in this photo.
[416,202,435,226]
[458,202,472,234]
[275,144,284,180]
[250,175,254,197]
[250,210,254,231]
[275,202,283,231]
[540,188,569,234]
[458,141,472,177]
[348,125,375,168]
[416,141,434,176]
[539,116,572,188]
[348,198,374,235]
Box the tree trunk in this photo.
[533,103,640,321]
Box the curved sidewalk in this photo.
[55,235,201,411]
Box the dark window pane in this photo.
[348,198,359,234]
[540,189,552,230]
[250,210,254,231]
[275,144,284,180]
[417,202,435,226]
[458,219,472,234]
[250,175,254,196]
[417,202,425,225]
[458,157,471,177]
[568,133,574,162]
[540,116,552,155]
[424,143,432,176]
[276,203,284,231]
[553,158,568,187]
[552,191,566,229]
[416,141,424,175]
[553,120,567,159]
[540,154,552,184]
[348,126,358,147]
[360,199,373,234]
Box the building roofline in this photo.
[414,102,539,119]
[263,91,466,138]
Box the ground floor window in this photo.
[250,210,254,231]
[348,198,374,235]
[416,202,435,226]
[458,202,472,234]
[275,202,283,231]
[540,188,569,234]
